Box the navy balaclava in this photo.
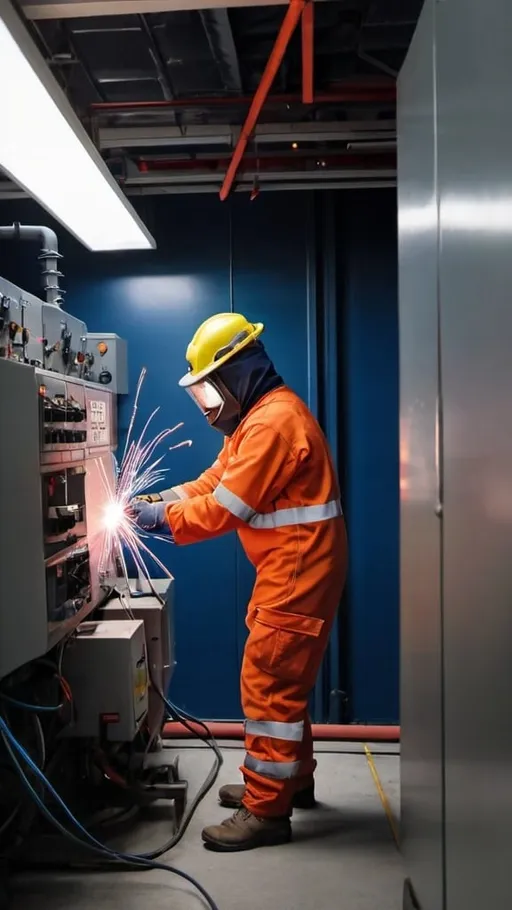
[209,340,284,436]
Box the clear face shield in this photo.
[185,375,241,433]
[185,378,225,425]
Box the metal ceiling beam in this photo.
[100,124,232,148]
[98,120,396,149]
[254,120,395,139]
[20,0,297,20]
[61,19,106,100]
[0,178,396,199]
[138,13,175,101]
[127,167,396,185]
[126,178,396,194]
[358,48,398,79]
[199,9,242,95]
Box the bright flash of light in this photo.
[95,367,192,588]
[102,500,125,533]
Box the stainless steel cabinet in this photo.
[399,1,512,909]
[398,3,444,909]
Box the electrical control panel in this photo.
[85,333,128,395]
[39,373,115,463]
[0,275,87,377]
[0,357,119,679]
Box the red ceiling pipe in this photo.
[302,0,314,104]
[219,0,306,201]
[89,85,395,113]
[163,721,400,742]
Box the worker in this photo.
[131,313,348,852]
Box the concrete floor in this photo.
[11,743,402,910]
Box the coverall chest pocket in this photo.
[250,608,325,687]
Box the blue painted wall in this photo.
[0,189,398,723]
[336,190,400,723]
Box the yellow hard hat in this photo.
[179,313,264,387]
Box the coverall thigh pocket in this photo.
[251,608,325,684]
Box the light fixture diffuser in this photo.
[0,0,155,251]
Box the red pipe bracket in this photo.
[89,85,396,113]
[219,0,306,201]
[302,1,314,105]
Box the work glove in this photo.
[133,489,181,503]
[130,499,168,532]
[133,493,163,503]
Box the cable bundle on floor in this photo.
[0,692,222,910]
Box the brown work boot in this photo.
[218,781,316,810]
[202,807,291,852]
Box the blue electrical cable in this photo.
[0,715,220,910]
[163,694,212,735]
[0,717,219,908]
[109,586,223,860]
[132,682,223,861]
[0,693,63,712]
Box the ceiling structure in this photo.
[1,0,423,198]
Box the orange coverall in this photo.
[166,386,348,817]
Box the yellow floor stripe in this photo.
[363,744,400,849]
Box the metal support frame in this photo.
[219,0,306,201]
[127,178,396,193]
[199,9,243,94]
[20,0,319,19]
[0,178,396,200]
[358,48,398,79]
[138,13,175,100]
[302,0,314,104]
[11,752,188,867]
[97,120,396,149]
[130,167,396,186]
[63,21,106,101]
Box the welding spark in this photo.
[102,500,125,533]
[95,368,192,589]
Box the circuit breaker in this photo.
[62,620,148,742]
[100,579,175,740]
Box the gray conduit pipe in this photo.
[0,222,64,307]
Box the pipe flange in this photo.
[43,284,66,296]
[38,249,63,260]
[41,269,65,279]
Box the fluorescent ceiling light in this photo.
[0,0,155,251]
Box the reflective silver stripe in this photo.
[214,482,255,521]
[160,485,188,502]
[250,499,342,530]
[245,719,304,742]
[213,485,342,530]
[244,754,301,779]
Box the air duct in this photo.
[0,222,64,306]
